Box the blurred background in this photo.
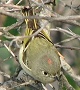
[0,0,80,90]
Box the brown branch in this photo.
[0,4,23,9]
[0,71,10,78]
[0,4,80,26]
[55,37,78,45]
[21,15,80,26]
[55,45,80,50]
[0,70,44,90]
[0,20,24,35]
[0,15,80,35]
[0,8,21,19]
[50,27,80,39]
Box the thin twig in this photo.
[0,71,10,78]
[50,27,80,39]
[1,20,24,32]
[0,8,21,19]
[3,43,19,62]
[55,37,78,45]
[55,45,80,50]
[9,80,34,90]
[7,22,49,47]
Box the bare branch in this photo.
[55,45,80,50]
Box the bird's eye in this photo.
[42,71,48,76]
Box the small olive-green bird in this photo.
[19,2,61,84]
[19,37,61,84]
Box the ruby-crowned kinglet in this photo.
[19,2,61,84]
[19,36,61,84]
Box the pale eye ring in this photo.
[42,71,48,76]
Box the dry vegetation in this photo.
[0,0,80,90]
